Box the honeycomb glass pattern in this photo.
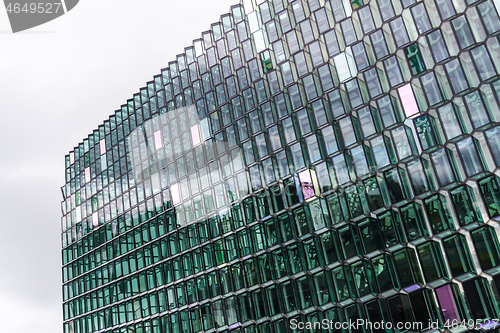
[61,0,500,332]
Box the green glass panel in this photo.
[394,248,424,288]
[278,212,296,242]
[471,226,500,270]
[414,114,437,150]
[271,248,288,279]
[202,244,214,270]
[407,159,430,195]
[417,241,448,283]
[224,235,236,262]
[405,43,426,75]
[451,185,482,225]
[462,277,498,320]
[331,265,355,302]
[257,253,272,283]
[231,203,244,228]
[320,230,340,265]
[358,217,384,253]
[263,217,279,246]
[237,292,252,322]
[260,50,273,73]
[400,202,429,240]
[372,253,399,292]
[195,275,208,302]
[378,210,406,247]
[365,298,391,328]
[345,303,366,326]
[326,192,347,224]
[256,191,270,219]
[387,294,415,326]
[485,126,500,166]
[339,224,361,259]
[214,240,225,265]
[304,238,321,270]
[352,259,376,297]
[364,177,386,211]
[288,243,305,274]
[294,206,311,237]
[237,229,252,256]
[479,176,500,218]
[324,307,344,329]
[351,0,363,9]
[281,280,297,312]
[312,271,332,305]
[344,185,365,218]
[443,234,475,277]
[84,153,90,167]
[424,194,454,234]
[270,185,285,213]
[284,177,300,207]
[384,168,406,204]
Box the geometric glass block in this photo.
[405,43,425,75]
[398,84,419,117]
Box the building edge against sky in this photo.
[61,0,500,332]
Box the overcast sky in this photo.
[0,1,237,332]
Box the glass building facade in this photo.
[61,0,500,332]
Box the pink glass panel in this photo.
[92,212,99,227]
[85,167,90,183]
[100,139,106,155]
[70,152,75,164]
[436,284,461,322]
[191,125,201,147]
[398,83,419,117]
[154,130,163,150]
